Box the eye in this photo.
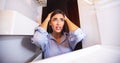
[52,18,57,21]
[60,18,64,22]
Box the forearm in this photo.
[39,12,52,31]
[40,18,49,31]
[65,17,79,32]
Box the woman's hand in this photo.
[64,15,79,32]
[36,12,53,25]
[45,12,53,21]
[40,12,53,31]
[65,15,70,22]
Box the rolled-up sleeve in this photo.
[69,28,86,49]
[31,26,48,51]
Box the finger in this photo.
[48,12,53,16]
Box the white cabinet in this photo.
[0,10,39,35]
[0,10,40,63]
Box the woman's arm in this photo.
[31,12,52,50]
[40,12,52,31]
[65,16,79,32]
[65,16,86,49]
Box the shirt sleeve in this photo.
[69,28,86,50]
[31,26,48,51]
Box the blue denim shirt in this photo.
[32,27,86,58]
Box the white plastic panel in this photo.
[95,0,120,46]
[0,10,39,35]
[31,45,120,63]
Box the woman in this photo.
[32,9,86,59]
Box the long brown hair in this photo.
[47,9,69,34]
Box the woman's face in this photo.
[50,13,65,33]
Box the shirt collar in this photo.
[48,33,67,44]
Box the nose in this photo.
[56,20,61,25]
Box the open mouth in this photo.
[56,26,61,30]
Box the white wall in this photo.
[77,0,101,48]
